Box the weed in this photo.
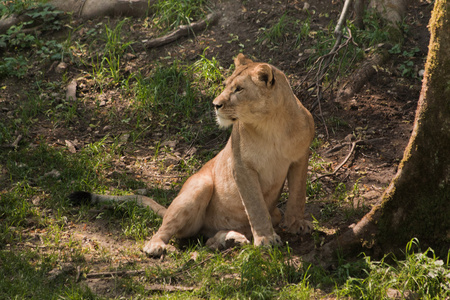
[26,3,64,31]
[258,13,291,46]
[295,15,312,48]
[152,0,210,32]
[0,22,36,49]
[338,239,450,299]
[0,0,36,16]
[0,3,65,78]
[0,55,28,78]
[389,45,421,78]
[89,19,134,87]
[191,48,224,95]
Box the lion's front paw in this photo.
[143,238,175,257]
[281,216,313,234]
[206,231,250,250]
[254,233,282,247]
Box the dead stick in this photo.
[312,140,359,182]
[145,12,220,49]
[0,134,23,149]
[11,135,23,148]
[85,269,145,278]
[145,284,195,292]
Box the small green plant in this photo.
[26,3,64,31]
[0,22,36,49]
[0,0,35,16]
[338,239,450,299]
[258,13,291,46]
[389,45,421,78]
[191,48,224,99]
[89,19,134,87]
[294,15,312,48]
[0,56,28,78]
[152,0,209,32]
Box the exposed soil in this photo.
[1,0,433,295]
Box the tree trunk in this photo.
[309,0,450,261]
[375,0,450,255]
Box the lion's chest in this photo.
[242,141,291,196]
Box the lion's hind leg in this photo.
[205,230,250,250]
[143,172,213,257]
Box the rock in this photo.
[362,190,381,200]
[55,62,67,74]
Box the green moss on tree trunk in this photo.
[375,0,450,254]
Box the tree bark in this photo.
[309,0,450,261]
[50,0,151,19]
[0,0,151,34]
[369,0,406,26]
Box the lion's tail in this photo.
[68,191,167,217]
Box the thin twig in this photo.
[85,269,145,278]
[0,134,23,149]
[312,140,359,182]
[83,269,196,292]
[299,0,354,130]
[145,284,196,292]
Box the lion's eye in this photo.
[235,86,243,93]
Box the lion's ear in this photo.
[234,53,253,67]
[252,64,275,87]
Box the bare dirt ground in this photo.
[1,0,433,293]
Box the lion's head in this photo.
[212,54,288,128]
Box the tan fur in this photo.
[84,54,314,256]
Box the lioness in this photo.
[70,54,315,257]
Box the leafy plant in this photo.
[0,0,35,16]
[0,55,28,78]
[338,239,450,299]
[390,45,421,78]
[26,3,64,31]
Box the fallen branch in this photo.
[312,140,359,182]
[145,284,195,292]
[85,269,145,279]
[0,135,23,149]
[83,269,195,292]
[313,138,388,182]
[325,137,386,155]
[144,12,220,49]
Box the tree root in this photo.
[303,206,381,266]
[144,13,221,49]
[336,49,390,102]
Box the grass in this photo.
[0,0,446,299]
[152,0,210,32]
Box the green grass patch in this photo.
[152,0,210,32]
[0,250,98,299]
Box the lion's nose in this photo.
[212,103,223,110]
